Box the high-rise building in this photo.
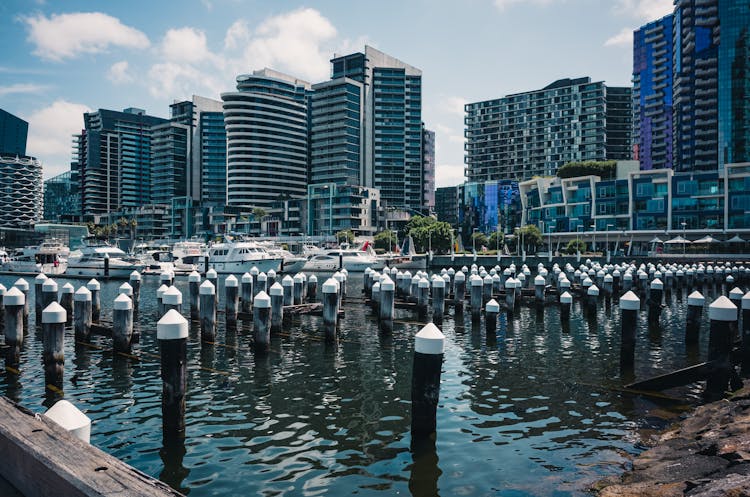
[222,69,311,210]
[673,0,720,172]
[718,0,750,167]
[74,108,166,217]
[330,47,423,213]
[0,155,42,228]
[0,109,28,156]
[632,14,674,170]
[422,126,435,212]
[44,170,80,222]
[150,122,189,205]
[465,78,632,183]
[435,185,459,227]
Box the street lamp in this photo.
[496,222,501,262]
[472,228,478,261]
[576,225,584,262]
[590,223,596,253]
[606,223,614,263]
[681,221,687,255]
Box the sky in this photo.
[0,0,673,187]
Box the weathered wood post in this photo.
[112,294,134,353]
[534,275,545,304]
[418,278,430,319]
[322,278,339,342]
[504,277,516,310]
[619,291,640,371]
[129,270,141,311]
[603,274,613,298]
[453,271,466,313]
[250,266,259,298]
[491,273,501,297]
[486,299,499,335]
[41,278,58,313]
[431,276,445,324]
[240,272,252,312]
[34,273,47,324]
[118,281,133,298]
[253,291,271,353]
[257,272,268,297]
[3,287,24,367]
[14,278,29,326]
[622,272,633,293]
[742,291,750,374]
[270,282,284,332]
[648,278,663,324]
[371,281,381,314]
[206,268,218,306]
[334,271,346,308]
[293,273,304,305]
[705,296,738,399]
[73,287,92,342]
[160,270,173,288]
[686,291,705,345]
[225,275,239,329]
[87,279,101,322]
[340,268,348,297]
[470,274,483,322]
[560,291,572,322]
[411,323,445,440]
[379,277,395,333]
[189,271,201,322]
[410,274,420,300]
[299,272,307,301]
[281,275,293,307]
[163,286,183,314]
[42,302,65,389]
[156,284,168,317]
[586,285,599,316]
[59,283,74,325]
[729,287,744,321]
[157,309,188,444]
[612,269,621,295]
[482,274,493,305]
[266,269,276,289]
[307,274,318,302]
[199,280,216,342]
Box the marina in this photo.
[0,258,745,496]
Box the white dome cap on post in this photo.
[3,286,25,306]
[709,296,737,322]
[415,323,445,355]
[44,400,91,444]
[619,291,640,310]
[157,309,188,340]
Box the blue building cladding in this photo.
[460,180,520,239]
[633,14,673,170]
[671,171,724,230]
[200,111,226,205]
[0,109,28,156]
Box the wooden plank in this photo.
[625,362,716,391]
[0,397,183,497]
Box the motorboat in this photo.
[207,240,283,274]
[303,243,384,272]
[258,243,308,273]
[382,235,428,270]
[66,243,144,278]
[0,240,69,275]
[172,240,208,270]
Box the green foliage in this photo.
[557,160,617,179]
[409,221,453,254]
[252,207,268,219]
[336,229,355,245]
[488,231,504,250]
[564,239,587,254]
[517,225,543,248]
[471,231,489,251]
[374,230,398,252]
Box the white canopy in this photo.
[649,237,664,244]
[664,236,691,244]
[726,235,746,243]
[692,235,721,244]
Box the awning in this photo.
[649,237,664,244]
[664,236,691,244]
[692,235,721,244]
[727,235,746,243]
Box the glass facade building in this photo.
[198,111,226,206]
[0,154,42,228]
[435,186,459,227]
[305,183,379,236]
[222,69,311,210]
[0,109,28,156]
[43,170,81,222]
[633,15,674,170]
[422,126,435,213]
[150,122,189,206]
[465,78,632,183]
[459,180,521,240]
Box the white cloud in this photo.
[604,28,633,48]
[160,27,215,64]
[438,96,468,117]
[613,0,673,21]
[0,83,49,97]
[435,164,466,188]
[23,12,150,61]
[107,60,133,84]
[224,19,249,50]
[23,100,90,178]
[494,0,561,11]
[147,62,224,99]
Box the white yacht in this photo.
[207,241,283,274]
[172,240,208,270]
[1,241,69,275]
[66,244,144,278]
[303,245,384,272]
[259,244,308,273]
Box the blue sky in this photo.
[0,0,672,186]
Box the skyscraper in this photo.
[222,69,311,210]
[0,109,28,156]
[330,46,423,213]
[632,14,674,170]
[422,126,435,212]
[465,78,632,183]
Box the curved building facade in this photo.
[0,154,42,227]
[222,69,310,209]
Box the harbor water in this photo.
[0,272,717,496]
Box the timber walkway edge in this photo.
[0,397,184,497]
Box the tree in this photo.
[336,229,354,245]
[516,225,543,254]
[471,231,489,252]
[252,207,268,220]
[488,231,504,252]
[374,230,398,252]
[564,239,586,254]
[557,160,617,179]
[129,218,137,239]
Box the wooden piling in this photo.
[206,268,218,306]
[534,275,545,303]
[269,282,284,332]
[418,278,430,318]
[240,272,252,312]
[729,287,744,321]
[560,291,572,322]
[129,270,141,311]
[13,278,29,324]
[486,299,499,335]
[34,273,47,324]
[253,291,271,352]
[504,277,516,310]
[59,283,74,325]
[307,274,318,303]
[189,271,201,322]
[372,281,381,314]
[293,274,304,305]
[74,286,92,342]
[257,272,268,297]
[431,277,445,324]
[157,310,188,444]
[225,275,239,328]
[379,277,395,333]
[619,291,640,371]
[742,291,750,374]
[3,288,24,367]
[199,280,216,342]
[87,279,101,322]
[249,267,259,299]
[41,278,58,314]
[686,291,705,345]
[411,323,444,440]
[160,271,173,288]
[266,269,276,289]
[156,284,168,317]
[112,294,134,353]
[705,296,738,399]
[162,287,182,314]
[648,278,663,323]
[322,278,338,342]
[470,274,483,322]
[282,275,293,307]
[42,302,65,389]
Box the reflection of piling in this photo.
[253,292,271,352]
[431,277,445,324]
[486,299,499,335]
[113,294,134,353]
[379,277,395,333]
[686,291,705,345]
[73,287,92,342]
[158,310,188,444]
[189,271,201,322]
[322,279,339,342]
[411,323,445,441]
[619,291,640,371]
[240,272,252,313]
[706,296,737,399]
[199,281,216,342]
[270,283,284,332]
[225,275,239,328]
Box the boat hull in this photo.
[0,262,67,276]
[65,263,143,279]
[208,258,282,275]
